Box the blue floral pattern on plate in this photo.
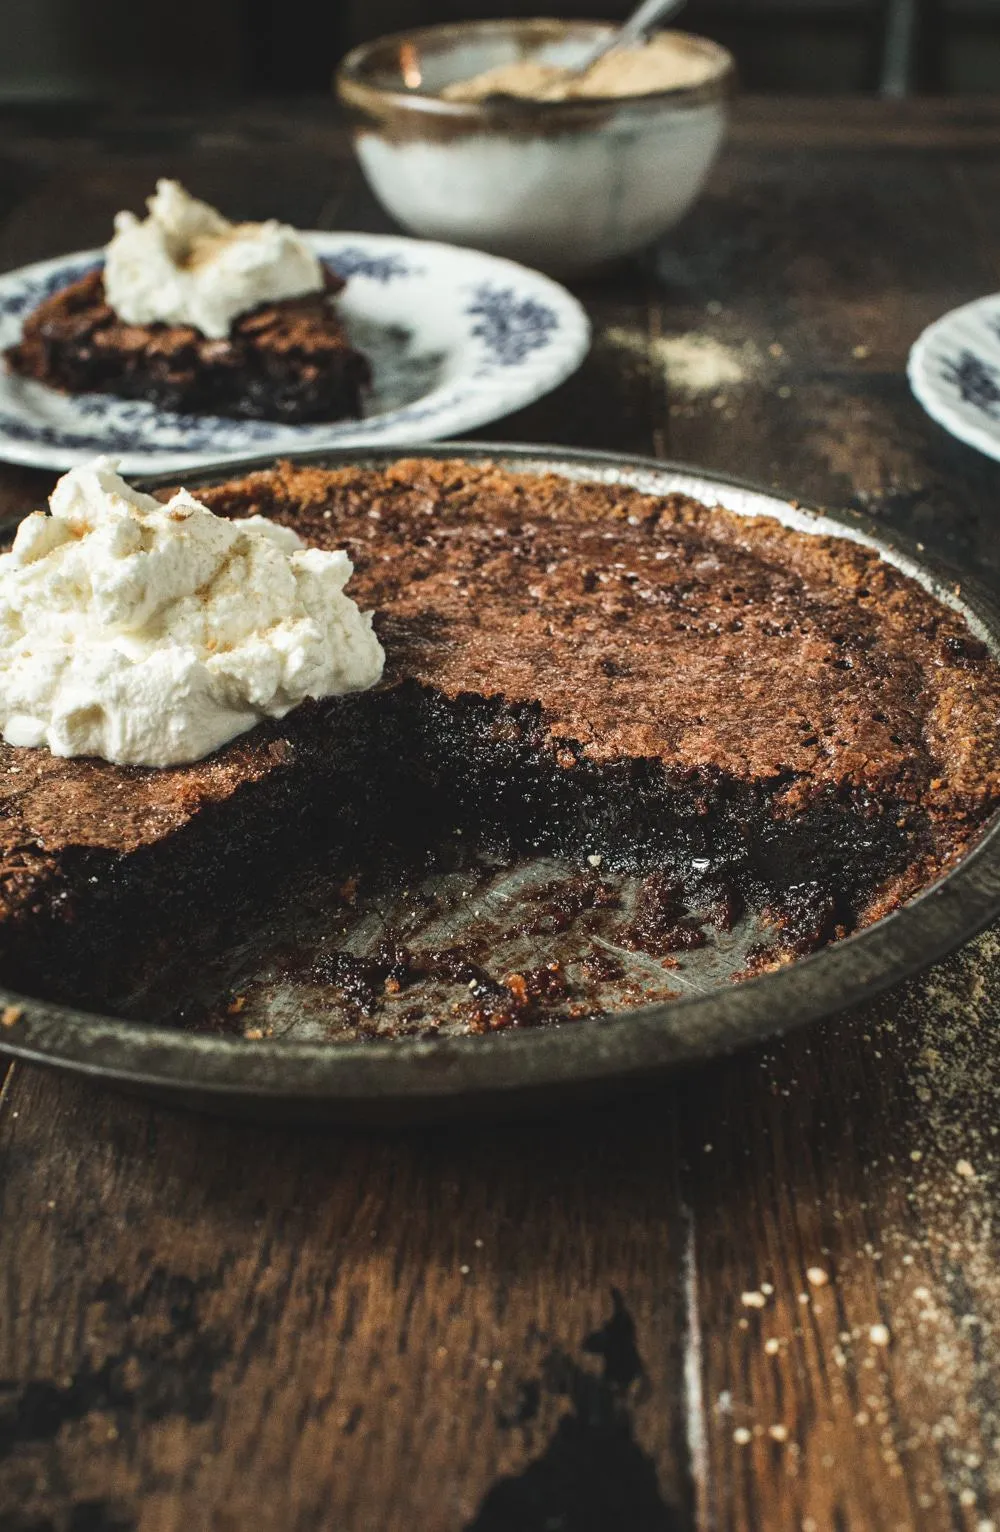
[940,350,1000,417]
[466,284,560,367]
[0,234,589,473]
[326,248,417,284]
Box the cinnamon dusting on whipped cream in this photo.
[0,459,384,767]
[104,180,324,339]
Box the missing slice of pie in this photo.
[1,456,998,1033]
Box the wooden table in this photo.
[1,95,1000,1532]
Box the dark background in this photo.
[2,0,1000,101]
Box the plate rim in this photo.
[909,292,1000,463]
[0,234,591,473]
[1,439,999,1112]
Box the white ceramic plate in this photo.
[908,294,1000,462]
[0,233,590,474]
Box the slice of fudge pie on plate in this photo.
[0,197,590,476]
[5,180,372,426]
[0,450,997,1047]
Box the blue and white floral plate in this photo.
[909,295,1000,462]
[0,233,590,474]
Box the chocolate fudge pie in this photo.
[5,181,370,424]
[1,457,998,1028]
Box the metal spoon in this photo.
[479,0,689,106]
[565,0,690,80]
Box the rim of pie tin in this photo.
[1,441,999,1120]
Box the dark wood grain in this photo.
[2,96,1000,1531]
[681,926,1000,1531]
[0,1066,692,1532]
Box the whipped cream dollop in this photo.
[0,459,384,768]
[103,179,324,339]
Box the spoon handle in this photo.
[617,0,689,49]
[574,0,689,74]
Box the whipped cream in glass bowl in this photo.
[336,20,733,273]
[0,458,384,767]
[104,179,324,338]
